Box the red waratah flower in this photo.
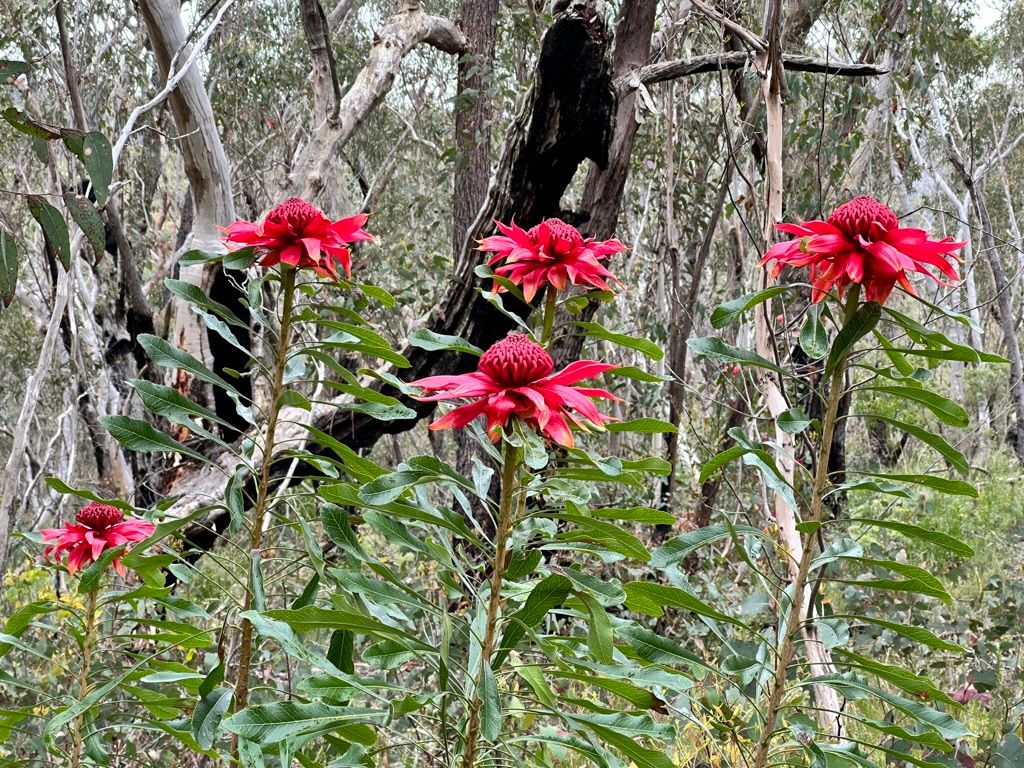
[410,334,619,447]
[40,502,155,576]
[478,218,626,303]
[761,196,964,304]
[222,197,373,279]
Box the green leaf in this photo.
[581,722,675,768]
[27,195,70,269]
[0,60,30,81]
[0,228,18,307]
[577,321,663,361]
[710,285,791,328]
[262,606,431,651]
[560,568,625,606]
[580,593,614,663]
[79,131,113,205]
[191,688,232,750]
[800,302,828,358]
[825,301,881,375]
[572,712,675,741]
[407,328,483,355]
[494,575,571,666]
[849,517,974,556]
[587,506,675,526]
[165,278,247,327]
[62,192,106,261]
[841,557,953,603]
[834,649,956,704]
[130,379,233,431]
[479,663,501,741]
[221,702,380,746]
[861,386,969,428]
[623,582,745,628]
[0,601,62,658]
[138,333,239,394]
[776,407,811,434]
[687,337,787,376]
[606,418,677,434]
[837,615,964,652]
[617,623,716,672]
[198,661,225,698]
[652,524,763,568]
[99,414,207,462]
[76,546,125,592]
[853,472,977,498]
[807,676,971,739]
[859,414,968,474]
[3,107,61,139]
[553,514,650,561]
[607,366,669,383]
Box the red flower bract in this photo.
[222,197,373,279]
[479,218,626,303]
[411,334,619,447]
[40,502,155,576]
[761,196,964,304]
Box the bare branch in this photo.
[623,51,888,90]
[327,0,362,31]
[691,0,767,51]
[286,1,467,200]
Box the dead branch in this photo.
[624,51,888,91]
[286,1,467,200]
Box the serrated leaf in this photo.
[139,333,239,394]
[99,414,206,462]
[191,688,232,750]
[221,701,380,746]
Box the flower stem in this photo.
[462,439,521,767]
[540,288,557,346]
[751,284,861,768]
[234,266,297,716]
[70,588,97,768]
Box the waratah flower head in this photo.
[761,195,963,305]
[222,197,373,279]
[479,218,626,303]
[410,333,619,447]
[40,502,156,576]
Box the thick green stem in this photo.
[751,285,860,768]
[234,267,297,715]
[462,440,520,767]
[540,288,557,346]
[70,588,98,768]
